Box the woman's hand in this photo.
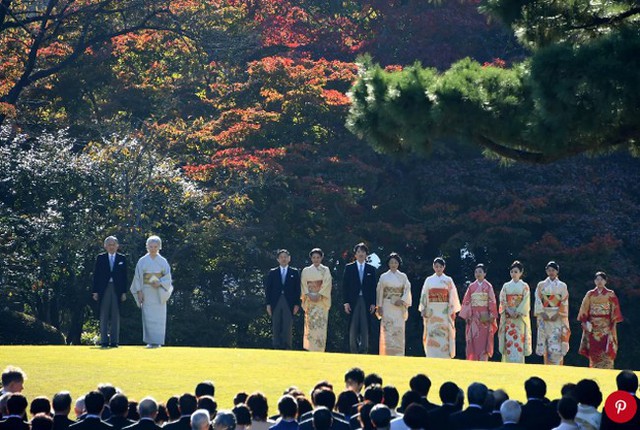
[394,299,404,307]
[137,291,144,306]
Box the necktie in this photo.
[359,264,364,283]
[109,255,114,271]
[281,268,286,285]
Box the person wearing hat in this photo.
[534,261,570,365]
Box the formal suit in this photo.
[494,424,525,430]
[0,417,29,430]
[105,416,135,430]
[300,415,350,430]
[448,406,495,430]
[92,252,128,346]
[69,416,113,430]
[600,394,640,429]
[53,415,76,430]
[427,403,458,429]
[342,261,377,353]
[265,266,301,349]
[161,416,191,430]
[519,399,558,430]
[418,398,439,413]
[122,418,162,430]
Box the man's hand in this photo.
[293,305,300,315]
[344,303,351,314]
[92,293,99,301]
[378,308,383,317]
[266,305,272,317]
[369,305,376,314]
[121,294,127,302]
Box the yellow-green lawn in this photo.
[0,346,630,409]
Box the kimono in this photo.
[130,253,173,345]
[498,280,532,363]
[376,270,412,356]
[577,287,624,368]
[300,264,332,352]
[419,274,461,358]
[534,277,570,365]
[459,280,498,361]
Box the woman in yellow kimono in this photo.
[419,257,461,358]
[376,252,412,356]
[300,248,332,352]
[498,260,532,363]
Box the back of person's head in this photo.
[557,397,578,421]
[616,370,639,393]
[382,386,399,410]
[7,393,28,416]
[560,384,577,400]
[483,389,495,413]
[84,391,105,416]
[369,404,392,429]
[30,396,52,416]
[575,379,602,408]
[195,382,215,399]
[313,381,334,392]
[492,389,509,411]
[402,404,428,430]
[500,400,521,424]
[364,385,384,405]
[467,383,488,406]
[284,387,304,398]
[364,374,383,388]
[191,409,211,430]
[409,375,431,397]
[454,389,464,411]
[179,393,198,416]
[139,397,159,418]
[398,390,422,413]
[524,377,546,399]
[277,395,297,419]
[297,396,313,417]
[246,392,269,421]
[157,404,169,424]
[312,407,332,430]
[232,404,251,426]
[358,403,375,430]
[344,368,365,385]
[336,390,359,415]
[97,384,117,403]
[167,396,180,421]
[312,388,336,410]
[110,394,129,417]
[439,382,459,405]
[197,396,217,419]
[52,392,72,415]
[74,396,85,417]
[1,366,26,392]
[233,393,248,406]
[128,401,140,421]
[31,413,53,430]
[212,410,236,430]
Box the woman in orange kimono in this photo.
[577,271,624,369]
[460,264,498,361]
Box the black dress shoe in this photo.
[109,344,118,348]
[100,344,109,348]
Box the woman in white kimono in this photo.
[419,257,461,358]
[377,252,412,356]
[300,248,332,352]
[130,235,173,348]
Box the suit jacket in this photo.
[494,424,526,430]
[105,416,136,430]
[427,404,458,429]
[342,262,377,309]
[69,416,113,430]
[53,415,76,430]
[520,399,558,430]
[600,395,640,429]
[122,418,162,430]
[0,417,29,430]
[269,420,298,430]
[448,407,495,430]
[300,414,350,430]
[161,416,191,430]
[265,266,301,312]
[93,252,128,298]
[418,397,439,413]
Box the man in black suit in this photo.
[106,394,135,430]
[69,391,113,430]
[449,383,495,430]
[122,398,161,430]
[300,389,350,430]
[601,370,640,430]
[265,249,301,350]
[0,394,29,430]
[519,377,558,430]
[52,392,76,430]
[409,374,438,412]
[342,243,377,354]
[427,382,460,429]
[495,400,525,430]
[162,394,197,430]
[92,236,128,348]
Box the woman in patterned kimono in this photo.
[419,257,461,358]
[498,260,532,363]
[300,248,332,352]
[460,264,498,361]
[534,261,570,365]
[577,271,624,368]
[130,235,173,348]
[376,252,412,356]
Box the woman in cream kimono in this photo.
[130,235,173,348]
[534,261,570,365]
[419,257,461,358]
[498,260,532,363]
[377,252,412,356]
[300,248,332,352]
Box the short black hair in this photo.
[246,392,269,421]
[382,386,399,410]
[312,388,336,410]
[233,392,248,406]
[297,396,313,417]
[336,390,359,415]
[312,407,333,430]
[127,401,139,421]
[575,379,602,408]
[386,253,402,266]
[31,413,53,430]
[195,381,215,398]
[6,393,28,415]
[30,396,52,416]
[52,392,72,413]
[524,377,546,399]
[156,404,168,423]
[364,373,383,387]
[110,393,129,416]
[510,260,524,272]
[277,395,297,419]
[433,257,446,266]
[309,248,324,258]
[595,271,608,281]
[557,396,578,421]
[166,396,180,421]
[313,381,333,392]
[178,393,197,415]
[409,374,431,397]
[197,396,217,417]
[97,384,117,402]
[467,383,488,406]
[232,404,252,426]
[84,391,105,415]
[364,385,384,404]
[560,383,577,400]
[345,368,365,385]
[402,404,428,430]
[492,389,509,410]
[616,370,639,392]
[398,391,422,414]
[475,264,486,273]
[1,366,25,387]
[277,249,291,257]
[439,382,459,404]
[358,402,375,430]
[546,261,559,271]
[353,243,369,254]
[370,404,392,428]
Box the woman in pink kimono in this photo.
[460,264,498,361]
[498,260,532,363]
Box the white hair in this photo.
[138,397,158,418]
[191,409,211,430]
[146,235,162,250]
[74,395,85,414]
[104,236,119,245]
[500,400,521,423]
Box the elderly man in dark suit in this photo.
[69,391,112,430]
[265,249,301,350]
[92,236,128,348]
[122,398,161,430]
[342,243,377,354]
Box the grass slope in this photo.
[0,346,629,409]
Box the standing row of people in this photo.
[266,242,624,368]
